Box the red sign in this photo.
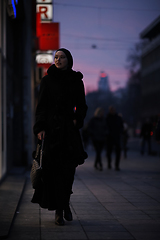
[38,22,59,50]
[37,63,51,69]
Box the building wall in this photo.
[0,0,34,181]
[6,0,34,168]
[141,45,160,119]
[0,0,7,181]
[141,28,160,120]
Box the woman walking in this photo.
[31,48,88,226]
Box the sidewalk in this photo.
[2,149,160,240]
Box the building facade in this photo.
[98,71,110,92]
[140,15,160,122]
[0,0,35,181]
[0,0,7,180]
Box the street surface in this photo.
[7,142,160,240]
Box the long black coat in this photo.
[31,64,88,210]
[88,117,107,142]
[106,113,123,144]
[140,122,152,139]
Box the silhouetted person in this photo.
[122,120,129,158]
[88,107,107,171]
[106,106,123,171]
[81,123,89,150]
[31,48,88,226]
[140,118,152,155]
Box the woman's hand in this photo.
[73,119,77,126]
[37,131,45,140]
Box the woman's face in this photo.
[54,51,68,70]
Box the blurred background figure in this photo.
[88,107,107,171]
[140,118,152,155]
[81,123,89,150]
[106,106,123,171]
[122,120,129,159]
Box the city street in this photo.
[0,2,160,240]
[1,141,160,240]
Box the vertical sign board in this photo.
[36,0,53,22]
[39,23,59,51]
[36,0,59,50]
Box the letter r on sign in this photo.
[39,6,48,19]
[36,4,53,21]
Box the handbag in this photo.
[30,139,44,189]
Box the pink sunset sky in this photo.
[53,0,160,93]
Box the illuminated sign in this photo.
[36,0,52,3]
[36,0,59,51]
[36,4,52,22]
[7,0,18,19]
[36,53,53,64]
[38,23,59,51]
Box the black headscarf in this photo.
[56,48,73,69]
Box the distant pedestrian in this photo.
[106,106,123,171]
[155,115,160,143]
[81,123,89,150]
[140,118,152,155]
[31,48,88,226]
[88,107,107,171]
[122,120,129,158]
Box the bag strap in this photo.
[35,144,41,159]
[39,138,44,168]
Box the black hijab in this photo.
[55,48,73,69]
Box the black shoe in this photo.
[55,210,65,226]
[94,164,98,170]
[64,206,73,221]
[99,166,103,171]
[115,167,120,171]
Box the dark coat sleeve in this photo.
[74,78,88,129]
[33,76,48,135]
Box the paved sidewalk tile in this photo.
[8,182,40,240]
[0,175,26,239]
[8,150,160,240]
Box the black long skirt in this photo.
[31,165,76,210]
